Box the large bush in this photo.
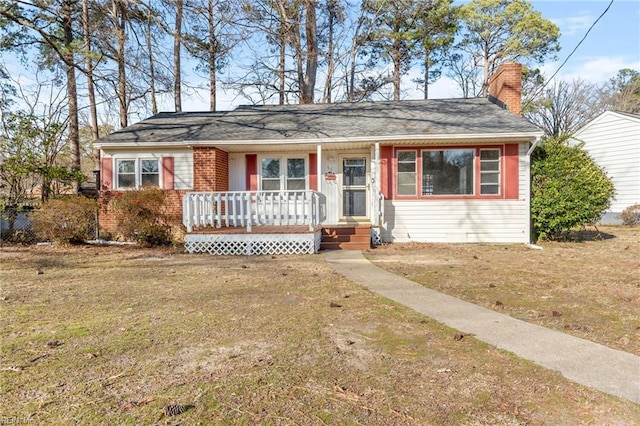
[31,196,98,244]
[531,136,615,240]
[109,187,171,246]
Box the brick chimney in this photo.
[488,62,522,116]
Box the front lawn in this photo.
[1,236,639,424]
[367,226,640,357]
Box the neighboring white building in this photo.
[573,111,640,224]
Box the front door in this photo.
[341,156,368,220]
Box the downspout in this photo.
[525,137,543,249]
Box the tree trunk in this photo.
[82,0,99,141]
[278,33,286,105]
[208,0,216,111]
[482,43,490,97]
[347,12,365,102]
[62,0,81,178]
[322,0,336,103]
[174,0,183,112]
[114,0,128,128]
[423,52,429,100]
[146,1,158,115]
[300,0,317,104]
[393,46,401,101]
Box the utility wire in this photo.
[522,0,615,110]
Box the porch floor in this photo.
[189,225,321,235]
[184,225,373,254]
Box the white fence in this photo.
[183,191,323,232]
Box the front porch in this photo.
[182,191,380,255]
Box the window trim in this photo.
[421,148,476,196]
[258,155,308,191]
[479,148,501,196]
[115,158,161,190]
[396,150,417,196]
[393,145,506,200]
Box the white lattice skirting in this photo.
[185,232,322,255]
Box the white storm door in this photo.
[341,156,368,219]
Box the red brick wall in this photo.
[99,146,230,241]
[488,63,523,116]
[193,147,229,191]
[98,189,188,240]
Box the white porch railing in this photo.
[183,191,323,233]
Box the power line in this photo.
[523,0,615,109]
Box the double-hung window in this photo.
[397,150,417,195]
[479,149,500,195]
[116,158,160,189]
[260,157,307,191]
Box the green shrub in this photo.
[109,187,171,246]
[620,204,640,226]
[531,135,615,241]
[31,196,98,244]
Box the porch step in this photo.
[321,226,371,250]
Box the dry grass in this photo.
[1,237,639,425]
[367,226,640,356]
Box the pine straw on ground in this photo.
[1,237,639,425]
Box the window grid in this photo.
[397,150,417,196]
[117,159,136,189]
[260,157,307,191]
[116,159,160,189]
[141,159,160,187]
[479,149,501,195]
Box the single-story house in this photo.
[572,110,640,224]
[95,63,543,254]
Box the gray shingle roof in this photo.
[97,98,541,146]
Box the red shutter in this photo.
[380,146,393,199]
[504,144,519,199]
[101,157,113,190]
[308,153,317,191]
[162,157,175,190]
[246,154,258,191]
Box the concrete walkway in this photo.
[325,250,640,404]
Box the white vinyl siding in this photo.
[103,149,194,190]
[574,111,640,215]
[381,199,528,243]
[381,142,530,244]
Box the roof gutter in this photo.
[95,131,542,149]
[526,135,543,156]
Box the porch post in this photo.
[372,142,381,227]
[316,144,322,195]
